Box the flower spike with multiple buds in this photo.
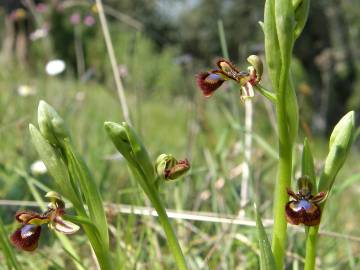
[285,176,327,226]
[196,55,263,100]
[10,191,79,251]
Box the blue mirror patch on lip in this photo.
[21,224,37,238]
[298,199,312,210]
[208,73,221,79]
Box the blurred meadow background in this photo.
[0,0,359,269]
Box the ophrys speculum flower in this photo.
[10,191,79,251]
[196,55,263,100]
[285,176,327,226]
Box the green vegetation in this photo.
[0,0,359,269]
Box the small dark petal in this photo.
[10,224,41,251]
[310,191,328,204]
[287,188,300,200]
[196,72,225,97]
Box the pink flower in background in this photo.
[118,64,128,78]
[35,3,47,13]
[70,12,81,25]
[83,15,96,26]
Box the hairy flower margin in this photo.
[10,192,79,251]
[285,176,327,226]
[196,55,263,100]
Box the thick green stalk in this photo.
[304,226,319,270]
[271,109,292,269]
[149,188,188,270]
[266,0,296,266]
[132,165,188,270]
[271,57,294,270]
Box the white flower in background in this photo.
[75,91,86,102]
[17,85,36,97]
[30,160,47,175]
[30,28,49,41]
[45,60,66,76]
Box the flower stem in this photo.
[304,226,319,270]
[271,66,293,269]
[150,192,188,270]
[133,163,188,270]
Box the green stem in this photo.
[271,66,292,269]
[304,226,319,270]
[150,191,188,270]
[134,165,188,270]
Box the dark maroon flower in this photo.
[196,57,262,99]
[285,176,327,226]
[10,224,42,252]
[10,192,79,252]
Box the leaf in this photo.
[285,79,299,145]
[264,0,281,89]
[301,138,316,191]
[63,140,109,246]
[255,204,277,270]
[0,219,23,270]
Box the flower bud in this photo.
[319,111,355,191]
[104,121,133,162]
[105,122,154,179]
[155,154,190,181]
[247,55,263,83]
[38,100,69,146]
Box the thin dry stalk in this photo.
[95,0,131,123]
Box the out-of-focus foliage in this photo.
[0,0,359,269]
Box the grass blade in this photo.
[0,219,22,270]
[255,204,277,270]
